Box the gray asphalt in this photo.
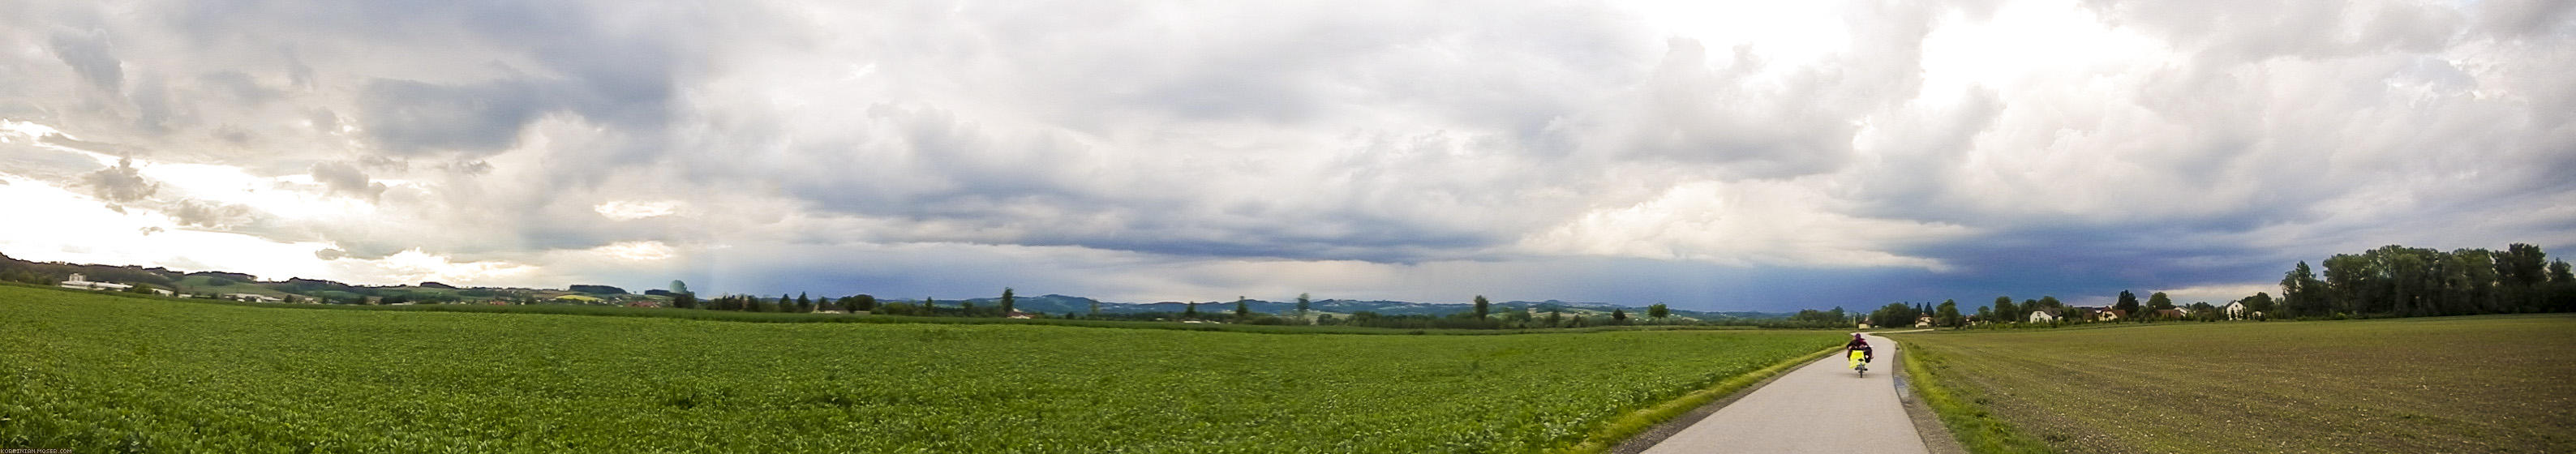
[1638,333,1929,454]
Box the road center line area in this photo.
[1639,333,1929,454]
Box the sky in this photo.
[2,0,2571,311]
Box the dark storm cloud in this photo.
[47,29,121,92]
[356,79,552,155]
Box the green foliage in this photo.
[1646,303,1669,320]
[1000,288,1015,315]
[1472,295,1491,319]
[2144,292,2175,315]
[0,286,1840,452]
[2289,243,2576,319]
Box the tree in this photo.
[2240,292,2275,319]
[2145,292,2175,317]
[1472,295,1491,319]
[856,294,878,312]
[1546,308,1565,327]
[1295,293,1313,322]
[2282,261,2324,317]
[1935,299,1961,328]
[1088,299,1101,317]
[673,292,698,310]
[1234,297,1251,319]
[924,298,938,315]
[999,288,1016,315]
[2114,290,2140,320]
[1646,303,1670,320]
[1183,301,1199,318]
[1610,309,1628,323]
[1993,297,2018,323]
[796,293,813,312]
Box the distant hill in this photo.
[2,251,1793,318]
[927,294,1784,321]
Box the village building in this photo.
[2092,308,2126,322]
[2222,301,2258,320]
[225,293,284,302]
[57,273,133,292]
[2027,310,2058,323]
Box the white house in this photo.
[58,273,134,292]
[2028,310,2059,323]
[2222,301,2259,320]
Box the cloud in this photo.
[594,200,680,221]
[356,79,552,156]
[1520,179,1971,270]
[168,199,256,229]
[47,29,122,92]
[307,161,386,201]
[80,157,157,203]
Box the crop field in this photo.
[1895,315,2576,453]
[0,286,1839,452]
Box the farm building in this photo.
[58,273,132,292]
[2027,311,2058,323]
[2221,301,2260,319]
[225,293,283,302]
[2091,309,2126,322]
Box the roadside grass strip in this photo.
[1898,340,2055,454]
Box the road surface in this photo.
[1638,332,1928,454]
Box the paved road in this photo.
[1639,332,1928,454]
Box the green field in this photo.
[1895,315,2576,453]
[0,286,1838,452]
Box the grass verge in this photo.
[1898,339,2055,453]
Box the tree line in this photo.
[2278,243,2574,318]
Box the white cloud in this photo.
[592,241,676,261]
[594,200,681,221]
[1519,179,1971,270]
